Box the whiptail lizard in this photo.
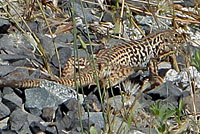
[0,29,188,89]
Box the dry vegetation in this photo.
[1,0,200,133]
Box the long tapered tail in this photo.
[0,79,44,89]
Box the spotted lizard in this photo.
[0,29,188,89]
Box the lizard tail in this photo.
[0,79,44,89]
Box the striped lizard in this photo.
[0,29,188,89]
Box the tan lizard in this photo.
[0,29,188,89]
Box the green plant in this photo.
[150,101,176,133]
[191,48,200,71]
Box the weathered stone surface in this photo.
[2,92,22,112]
[41,107,55,122]
[25,81,77,110]
[51,47,72,68]
[0,102,10,120]
[83,94,101,112]
[29,122,46,134]
[7,108,28,132]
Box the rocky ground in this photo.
[0,0,200,134]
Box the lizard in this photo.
[0,29,188,89]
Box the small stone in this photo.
[0,129,17,134]
[45,126,58,134]
[7,108,27,132]
[56,115,73,131]
[146,81,183,105]
[25,81,77,110]
[83,95,101,112]
[0,102,10,120]
[0,117,9,129]
[28,108,42,116]
[61,98,85,117]
[2,87,14,95]
[29,121,46,134]
[41,107,55,122]
[2,92,22,112]
[51,47,72,68]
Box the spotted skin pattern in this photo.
[0,30,187,89]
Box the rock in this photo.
[108,95,136,111]
[146,81,183,105]
[0,117,9,129]
[2,92,22,112]
[28,108,42,117]
[0,34,34,58]
[25,81,77,110]
[51,47,72,68]
[55,33,74,43]
[0,102,10,120]
[7,108,28,132]
[60,98,85,118]
[3,68,42,81]
[0,18,10,34]
[182,92,200,113]
[45,126,58,134]
[73,2,97,23]
[2,87,14,96]
[82,112,130,133]
[83,94,101,112]
[82,112,104,130]
[41,107,55,122]
[27,113,43,125]
[0,66,15,77]
[164,66,200,89]
[29,122,46,133]
[0,129,17,134]
[56,115,74,131]
[25,87,62,110]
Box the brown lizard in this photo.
[0,29,188,89]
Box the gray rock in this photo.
[45,126,58,134]
[0,102,10,120]
[0,90,2,102]
[25,87,62,110]
[2,92,22,112]
[0,129,17,134]
[25,81,77,110]
[0,117,9,130]
[108,95,136,111]
[146,81,183,105]
[7,108,28,132]
[3,68,42,81]
[182,92,200,113]
[82,112,104,130]
[56,115,74,131]
[82,112,130,133]
[51,47,72,68]
[41,107,55,122]
[55,33,74,43]
[83,94,101,112]
[73,2,98,23]
[28,108,42,117]
[27,113,43,125]
[0,34,34,58]
[2,87,14,96]
[0,18,10,34]
[29,122,46,133]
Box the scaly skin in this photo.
[0,30,188,89]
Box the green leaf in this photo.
[78,35,87,50]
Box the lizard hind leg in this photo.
[99,64,135,89]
